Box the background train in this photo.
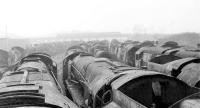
[85,40,200,88]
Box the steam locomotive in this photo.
[0,53,79,108]
[63,46,200,108]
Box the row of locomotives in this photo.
[79,43,90,53]
[92,44,119,61]
[65,45,87,56]
[134,43,200,88]
[88,41,110,56]
[63,48,200,108]
[94,49,120,63]
[0,52,79,108]
[160,41,200,59]
[109,39,137,66]
[109,39,121,55]
[134,41,186,68]
[109,39,155,67]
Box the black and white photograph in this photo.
[0,0,200,108]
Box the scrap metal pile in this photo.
[0,40,200,108]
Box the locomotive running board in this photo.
[65,80,86,107]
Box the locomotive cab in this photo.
[111,72,200,108]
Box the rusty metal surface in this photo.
[147,62,171,74]
[148,57,198,74]
[72,55,117,95]
[169,92,200,108]
[136,47,169,55]
[177,63,200,87]
[112,89,147,108]
[147,57,200,87]
[173,50,200,58]
[111,70,164,89]
[160,47,200,58]
[163,57,199,73]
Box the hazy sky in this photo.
[0,0,199,38]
